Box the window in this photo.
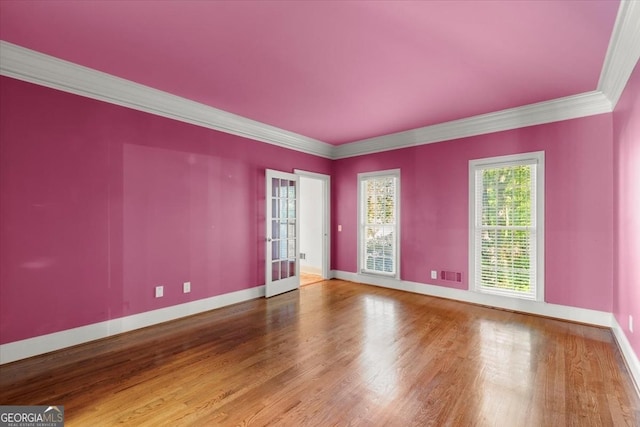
[358,169,400,278]
[469,152,544,301]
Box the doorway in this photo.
[295,170,330,286]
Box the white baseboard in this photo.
[0,285,265,364]
[300,265,322,275]
[4,274,639,399]
[332,270,612,326]
[332,270,640,397]
[611,316,640,397]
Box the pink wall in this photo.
[0,73,624,347]
[333,114,614,312]
[0,76,331,344]
[613,62,640,357]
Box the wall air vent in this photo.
[440,271,462,282]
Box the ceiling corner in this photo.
[598,0,640,108]
[0,40,335,159]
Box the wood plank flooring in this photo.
[1,280,639,426]
[300,272,323,286]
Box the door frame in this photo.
[294,169,331,280]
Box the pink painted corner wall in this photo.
[333,114,614,312]
[0,76,331,344]
[0,72,622,347]
[613,62,640,358]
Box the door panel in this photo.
[265,170,300,297]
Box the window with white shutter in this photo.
[358,170,400,278]
[469,152,544,301]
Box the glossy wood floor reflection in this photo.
[1,281,639,426]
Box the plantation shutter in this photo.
[359,171,400,277]
[474,160,537,299]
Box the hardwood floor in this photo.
[300,272,323,286]
[1,280,638,426]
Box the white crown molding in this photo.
[0,285,265,364]
[1,0,637,161]
[334,0,638,159]
[333,91,612,159]
[598,0,640,109]
[0,41,334,159]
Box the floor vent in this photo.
[440,271,462,282]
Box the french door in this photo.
[265,169,300,297]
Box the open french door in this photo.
[265,169,300,297]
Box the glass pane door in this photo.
[266,170,299,297]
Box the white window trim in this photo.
[357,169,401,279]
[468,151,545,302]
